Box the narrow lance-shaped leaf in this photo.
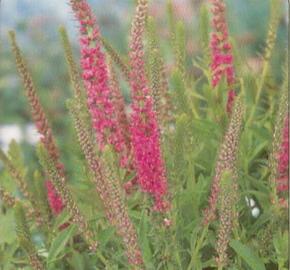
[230,240,266,270]
[47,224,77,264]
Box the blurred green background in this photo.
[0,0,287,174]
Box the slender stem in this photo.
[171,210,183,269]
[174,233,183,269]
[187,225,208,270]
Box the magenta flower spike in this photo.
[70,0,129,167]
[129,0,169,211]
[210,0,236,113]
[45,180,64,215]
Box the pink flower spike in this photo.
[70,0,129,168]
[226,89,236,114]
[46,180,64,215]
[129,0,169,211]
[209,0,236,113]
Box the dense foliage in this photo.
[0,0,288,269]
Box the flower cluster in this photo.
[276,116,289,193]
[215,171,238,268]
[45,180,64,215]
[70,0,129,167]
[0,187,17,208]
[68,99,144,266]
[203,96,243,225]
[129,0,169,211]
[210,0,236,113]
[8,31,64,216]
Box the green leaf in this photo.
[273,231,289,265]
[47,224,76,265]
[0,210,16,245]
[248,142,268,163]
[98,227,116,247]
[52,210,71,231]
[69,251,86,270]
[138,210,153,268]
[230,240,266,270]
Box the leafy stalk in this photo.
[14,202,45,270]
[268,66,288,209]
[8,31,64,176]
[68,97,144,267]
[0,147,29,199]
[36,144,98,251]
[203,95,244,225]
[147,16,171,131]
[216,171,238,269]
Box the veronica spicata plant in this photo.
[0,0,288,269]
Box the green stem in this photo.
[187,225,208,270]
